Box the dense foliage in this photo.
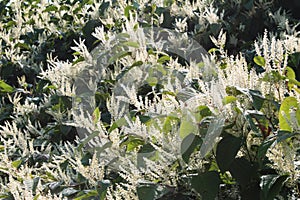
[0,0,300,199]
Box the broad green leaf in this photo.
[98,180,111,200]
[92,107,101,124]
[93,141,113,157]
[108,51,131,63]
[260,174,289,200]
[229,157,259,189]
[136,183,156,200]
[257,136,275,166]
[244,110,265,134]
[108,117,127,133]
[285,66,296,79]
[62,188,79,197]
[279,97,300,131]
[197,105,213,117]
[78,131,100,149]
[120,135,145,152]
[146,76,158,87]
[276,130,296,143]
[179,118,197,139]
[181,133,202,163]
[254,56,266,67]
[123,41,140,48]
[131,61,143,67]
[0,80,14,93]
[124,5,135,18]
[48,181,63,191]
[44,5,58,12]
[12,160,22,168]
[222,96,237,105]
[157,55,170,63]
[191,171,221,200]
[216,134,242,172]
[4,20,17,28]
[285,67,300,89]
[162,115,179,133]
[200,117,224,158]
[137,143,156,168]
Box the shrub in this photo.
[0,0,300,199]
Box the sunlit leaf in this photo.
[279,97,300,131]
[222,96,237,105]
[254,56,266,67]
[0,80,14,93]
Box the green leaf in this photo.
[254,56,266,67]
[33,194,40,200]
[74,190,99,200]
[44,5,58,12]
[137,143,156,168]
[157,55,170,63]
[0,80,14,93]
[235,87,265,110]
[181,133,202,163]
[62,187,79,197]
[4,20,17,28]
[78,131,101,149]
[72,56,85,65]
[124,5,135,18]
[99,1,110,16]
[108,51,131,63]
[285,66,296,79]
[12,160,22,168]
[123,41,140,48]
[257,136,275,163]
[92,107,101,124]
[162,115,179,133]
[98,180,110,200]
[48,181,63,191]
[208,48,219,54]
[200,117,224,158]
[146,76,158,87]
[179,118,197,139]
[229,157,259,189]
[260,174,289,200]
[131,61,143,67]
[191,171,221,200]
[279,97,300,131]
[137,182,156,200]
[120,135,145,152]
[244,110,265,134]
[108,117,127,133]
[276,130,296,143]
[285,67,300,89]
[15,42,30,51]
[197,105,213,119]
[222,96,237,105]
[216,134,242,172]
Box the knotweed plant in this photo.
[0,0,300,199]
